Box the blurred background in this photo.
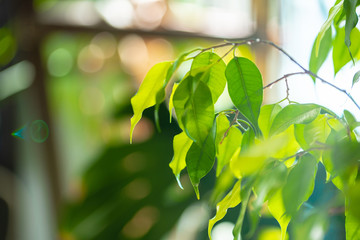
[0,0,355,239]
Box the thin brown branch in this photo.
[220,110,239,144]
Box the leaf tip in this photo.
[175,174,184,190]
[194,184,200,200]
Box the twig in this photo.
[220,110,239,144]
[281,146,331,161]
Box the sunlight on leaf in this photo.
[130,61,172,143]
[208,180,241,240]
[226,57,263,136]
[268,189,291,240]
[269,104,320,136]
[343,0,359,58]
[169,82,179,122]
[169,131,193,189]
[259,104,282,139]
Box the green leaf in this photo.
[282,153,318,217]
[269,104,321,136]
[226,57,263,136]
[215,113,230,148]
[169,131,193,189]
[191,52,227,103]
[173,75,193,129]
[168,82,179,122]
[315,0,343,55]
[182,80,215,145]
[268,189,291,240]
[258,104,282,139]
[130,61,173,143]
[333,27,360,74]
[294,115,331,160]
[186,121,216,199]
[208,180,241,240]
[310,27,333,82]
[344,0,359,55]
[346,210,360,240]
[352,70,360,87]
[210,166,235,205]
[230,135,288,178]
[240,127,255,153]
[216,126,243,176]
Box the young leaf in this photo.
[315,0,343,55]
[333,27,360,74]
[343,0,359,58]
[182,80,215,145]
[208,180,241,240]
[309,27,332,82]
[215,113,230,148]
[226,57,263,136]
[258,104,282,139]
[186,121,216,199]
[282,153,318,217]
[130,61,172,142]
[168,82,179,122]
[216,126,243,176]
[173,75,193,129]
[269,104,320,136]
[353,70,360,87]
[169,131,193,189]
[268,189,291,240]
[191,52,227,103]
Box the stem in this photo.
[233,184,252,240]
[220,110,239,144]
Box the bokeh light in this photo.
[96,0,134,29]
[78,86,105,115]
[90,32,117,59]
[77,44,105,73]
[133,0,167,30]
[47,48,74,77]
[30,120,49,143]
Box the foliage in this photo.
[130,1,360,239]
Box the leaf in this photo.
[272,126,300,166]
[226,57,263,136]
[315,0,343,55]
[258,104,282,139]
[182,80,215,145]
[169,131,193,189]
[346,210,360,240]
[268,189,291,240]
[294,114,331,160]
[191,52,227,103]
[210,166,235,205]
[130,61,173,143]
[309,27,332,82]
[216,126,243,176]
[168,82,179,123]
[344,0,359,58]
[282,153,318,217]
[353,70,360,87]
[269,104,321,136]
[208,180,241,240]
[230,135,288,178]
[186,121,216,199]
[333,27,360,74]
[240,127,255,153]
[173,75,193,129]
[215,113,230,148]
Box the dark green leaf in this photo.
[282,153,318,217]
[226,57,263,136]
[191,52,227,103]
[344,0,359,58]
[186,121,216,199]
[333,27,360,74]
[310,27,333,82]
[130,61,173,142]
[352,70,360,87]
[269,104,321,136]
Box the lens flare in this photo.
[11,120,49,143]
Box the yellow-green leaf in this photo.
[130,61,172,143]
[208,180,241,240]
[268,189,291,240]
[168,82,179,122]
[169,131,193,189]
[259,104,282,139]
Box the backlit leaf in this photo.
[168,82,179,122]
[269,104,320,136]
[315,0,343,55]
[226,57,263,136]
[268,189,291,240]
[259,104,282,139]
[216,126,243,176]
[282,153,318,217]
[333,27,360,74]
[208,180,241,240]
[310,27,332,82]
[191,52,227,103]
[130,61,173,143]
[169,131,193,189]
[186,121,216,199]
